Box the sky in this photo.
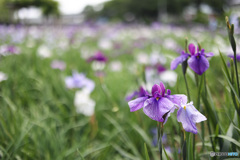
[56,0,110,15]
[18,0,110,19]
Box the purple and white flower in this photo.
[128,82,187,123]
[65,71,95,92]
[177,102,207,134]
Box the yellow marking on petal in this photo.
[184,106,186,110]
[156,97,159,101]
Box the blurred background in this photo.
[1,0,240,160]
[0,0,238,26]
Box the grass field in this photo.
[0,23,239,160]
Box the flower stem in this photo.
[157,122,163,160]
[183,73,191,101]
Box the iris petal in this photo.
[128,97,148,112]
[170,54,189,70]
[188,55,209,75]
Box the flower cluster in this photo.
[128,82,206,134]
[171,43,213,75]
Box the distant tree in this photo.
[0,0,59,23]
[83,0,228,22]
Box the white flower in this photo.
[136,53,149,65]
[0,72,8,82]
[159,71,177,87]
[98,38,113,50]
[74,89,96,116]
[37,45,52,58]
[91,61,105,71]
[109,61,122,72]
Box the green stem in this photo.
[157,122,163,160]
[234,50,240,97]
[183,74,191,101]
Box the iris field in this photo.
[0,20,240,160]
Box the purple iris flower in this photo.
[228,54,240,62]
[128,82,187,123]
[177,102,207,134]
[65,71,95,92]
[171,43,214,75]
[188,44,213,75]
[87,51,108,63]
[125,86,148,101]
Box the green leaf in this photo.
[144,143,150,160]
[214,135,240,148]
[163,145,170,160]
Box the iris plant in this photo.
[128,82,206,134]
[171,43,213,75]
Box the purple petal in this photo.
[177,103,206,134]
[188,43,195,55]
[187,104,207,123]
[166,94,187,107]
[205,52,214,58]
[139,86,147,97]
[228,54,240,61]
[128,97,148,112]
[159,82,166,97]
[152,84,161,98]
[188,55,209,75]
[170,54,189,70]
[177,107,198,134]
[143,97,175,122]
[126,91,139,101]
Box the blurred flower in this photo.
[159,71,177,87]
[37,45,52,58]
[51,60,66,70]
[0,72,8,82]
[128,82,187,123]
[136,53,149,64]
[109,60,122,72]
[65,71,95,92]
[151,128,167,147]
[98,38,113,50]
[74,89,96,116]
[156,64,166,73]
[228,54,240,62]
[0,45,20,55]
[87,51,108,63]
[177,101,207,134]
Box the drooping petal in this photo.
[188,43,196,55]
[143,98,163,122]
[128,97,148,112]
[143,97,175,122]
[187,103,207,123]
[170,54,189,70]
[188,55,209,75]
[158,97,176,124]
[166,94,188,107]
[177,107,198,134]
